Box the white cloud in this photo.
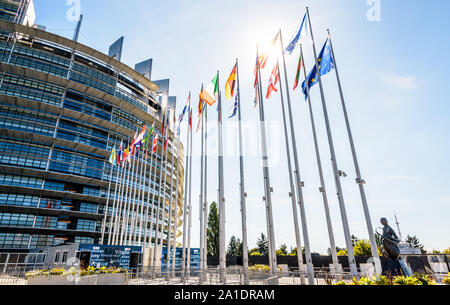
[384,75,420,90]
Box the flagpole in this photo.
[186,107,194,280]
[108,157,124,245]
[171,140,180,277]
[130,147,145,245]
[203,99,209,281]
[217,71,227,284]
[167,137,175,280]
[142,134,155,247]
[300,43,340,278]
[327,30,382,276]
[279,29,315,284]
[100,162,114,245]
[147,131,162,260]
[137,138,151,245]
[257,46,278,279]
[306,7,358,277]
[199,91,205,283]
[275,58,307,285]
[235,59,249,285]
[153,114,169,275]
[182,93,191,281]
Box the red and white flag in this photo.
[152,133,159,153]
[266,62,280,99]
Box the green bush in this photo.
[335,274,434,286]
[26,266,127,279]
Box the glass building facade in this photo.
[0,8,184,251]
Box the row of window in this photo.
[0,234,54,249]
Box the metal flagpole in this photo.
[108,156,124,245]
[153,114,169,273]
[143,130,157,247]
[186,108,194,280]
[166,138,175,280]
[147,131,162,255]
[121,146,138,245]
[203,101,209,280]
[256,46,278,278]
[279,29,314,284]
[306,7,358,277]
[199,94,205,283]
[137,134,152,246]
[129,147,145,245]
[275,59,307,285]
[171,140,180,277]
[327,30,382,275]
[141,136,154,247]
[300,43,340,278]
[135,139,149,245]
[111,154,127,245]
[235,59,249,285]
[181,93,191,281]
[217,72,227,284]
[100,159,114,245]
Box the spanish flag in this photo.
[225,64,237,100]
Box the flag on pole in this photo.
[123,147,130,164]
[301,38,335,99]
[189,108,193,132]
[285,13,308,55]
[254,54,261,109]
[229,92,239,119]
[293,53,304,91]
[179,95,190,123]
[133,126,147,150]
[225,64,237,100]
[197,85,206,133]
[109,148,117,166]
[266,62,280,99]
[200,74,219,106]
[152,133,159,153]
[117,141,123,165]
[142,124,155,145]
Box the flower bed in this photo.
[26,267,128,285]
[335,273,436,286]
[444,273,450,285]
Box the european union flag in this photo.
[285,13,308,55]
[301,38,335,99]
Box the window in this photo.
[62,252,68,263]
[54,252,60,263]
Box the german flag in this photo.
[225,64,237,100]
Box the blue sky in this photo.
[34,0,450,253]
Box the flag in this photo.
[293,53,303,91]
[254,54,260,108]
[200,74,219,106]
[266,62,280,99]
[117,141,123,165]
[225,64,237,100]
[109,148,117,166]
[258,53,269,70]
[229,92,239,119]
[198,84,205,115]
[272,31,281,46]
[142,124,154,145]
[164,138,168,151]
[179,95,190,123]
[123,147,130,164]
[302,39,335,99]
[189,108,192,131]
[133,126,146,150]
[130,132,138,156]
[285,13,308,55]
[152,133,159,153]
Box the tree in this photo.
[256,233,269,256]
[207,201,219,256]
[249,248,262,256]
[405,235,425,254]
[276,244,288,257]
[353,239,373,257]
[227,236,243,256]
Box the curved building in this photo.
[0,10,184,252]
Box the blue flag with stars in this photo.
[285,13,308,55]
[301,38,335,99]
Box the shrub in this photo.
[393,276,422,285]
[443,273,450,285]
[412,273,435,285]
[25,266,127,279]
